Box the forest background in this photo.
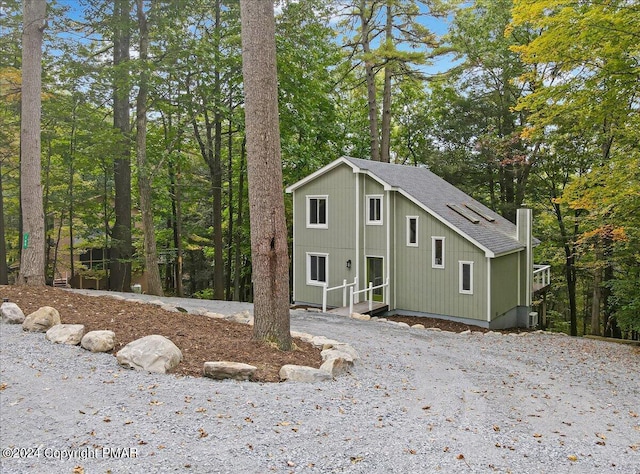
[1,0,638,339]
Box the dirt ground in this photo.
[0,285,322,383]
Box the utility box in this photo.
[131,284,142,294]
[528,311,538,328]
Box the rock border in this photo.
[2,295,359,383]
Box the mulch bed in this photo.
[1,285,322,383]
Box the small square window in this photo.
[366,195,383,225]
[307,253,328,285]
[406,216,418,247]
[307,196,327,228]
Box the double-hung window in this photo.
[366,195,383,225]
[459,261,473,294]
[307,253,328,285]
[432,237,445,268]
[406,216,418,247]
[306,195,327,229]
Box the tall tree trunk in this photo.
[359,0,380,162]
[233,138,246,301]
[553,199,578,336]
[0,161,8,284]
[110,0,133,292]
[212,0,225,300]
[68,101,76,280]
[18,0,46,286]
[168,158,183,296]
[135,0,163,296]
[590,244,602,336]
[379,2,393,163]
[240,0,292,350]
[225,97,235,300]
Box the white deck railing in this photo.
[533,264,551,289]
[322,277,358,313]
[349,277,389,315]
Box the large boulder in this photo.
[1,302,25,324]
[203,361,257,381]
[81,330,116,352]
[116,335,182,373]
[320,356,354,377]
[22,306,61,332]
[46,324,85,345]
[279,364,332,383]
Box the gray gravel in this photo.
[1,291,639,474]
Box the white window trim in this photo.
[406,216,418,247]
[306,195,328,229]
[459,260,474,295]
[432,236,445,269]
[365,194,383,225]
[306,252,328,286]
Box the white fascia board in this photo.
[493,246,526,258]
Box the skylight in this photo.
[447,204,480,224]
[464,203,496,222]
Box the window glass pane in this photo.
[318,256,326,282]
[435,239,443,265]
[462,263,471,291]
[318,198,326,224]
[409,218,416,244]
[310,199,318,224]
[310,255,317,281]
[375,198,381,220]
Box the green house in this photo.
[286,157,550,329]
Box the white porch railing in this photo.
[322,277,358,313]
[533,264,551,289]
[349,277,389,315]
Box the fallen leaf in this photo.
[103,417,111,423]
[595,433,606,440]
[533,433,542,438]
[493,425,500,432]
[198,428,208,438]
[456,454,465,460]
[350,456,363,464]
[0,383,7,391]
[73,466,85,474]
[568,455,578,462]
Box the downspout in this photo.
[386,188,391,306]
[486,256,491,323]
[393,194,397,311]
[291,189,296,303]
[355,172,360,303]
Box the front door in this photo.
[366,257,384,302]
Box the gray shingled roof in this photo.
[343,157,525,256]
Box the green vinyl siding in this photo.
[292,164,358,308]
[491,252,521,318]
[393,195,487,321]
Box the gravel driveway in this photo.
[1,292,638,473]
